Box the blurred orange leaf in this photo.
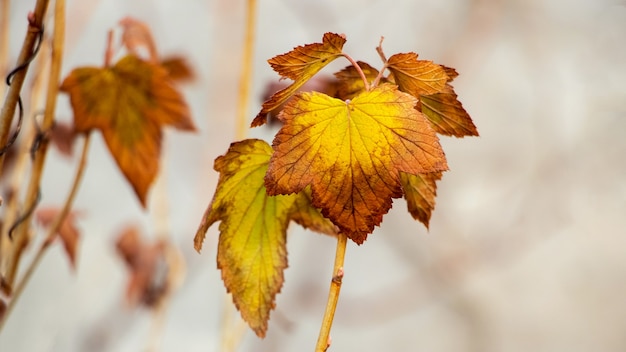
[265,84,448,243]
[49,121,77,157]
[59,54,196,206]
[115,226,169,307]
[252,32,346,127]
[36,207,81,269]
[400,172,442,229]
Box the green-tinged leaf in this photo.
[194,139,333,337]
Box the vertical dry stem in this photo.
[234,0,257,140]
[315,233,348,352]
[0,0,10,98]
[0,36,51,294]
[2,0,64,288]
[0,0,50,178]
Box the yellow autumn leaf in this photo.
[194,139,332,337]
[252,32,346,127]
[400,171,442,229]
[265,84,448,243]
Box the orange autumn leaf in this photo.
[441,65,459,81]
[420,84,478,137]
[387,52,448,96]
[36,207,81,269]
[195,139,331,337]
[60,54,196,206]
[252,32,346,127]
[400,172,442,229]
[265,84,448,243]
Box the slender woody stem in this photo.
[3,0,64,287]
[0,0,10,98]
[315,233,348,352]
[0,133,91,333]
[0,0,50,179]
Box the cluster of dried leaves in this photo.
[194,33,477,337]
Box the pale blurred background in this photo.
[1,0,626,351]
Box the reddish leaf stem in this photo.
[104,30,114,67]
[342,53,370,91]
[315,232,348,352]
[372,36,389,87]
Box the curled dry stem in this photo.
[342,52,370,91]
[0,0,50,179]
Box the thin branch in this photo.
[0,0,10,98]
[3,0,64,287]
[315,233,348,352]
[342,53,370,91]
[0,132,91,333]
[0,0,50,179]
[234,0,258,140]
